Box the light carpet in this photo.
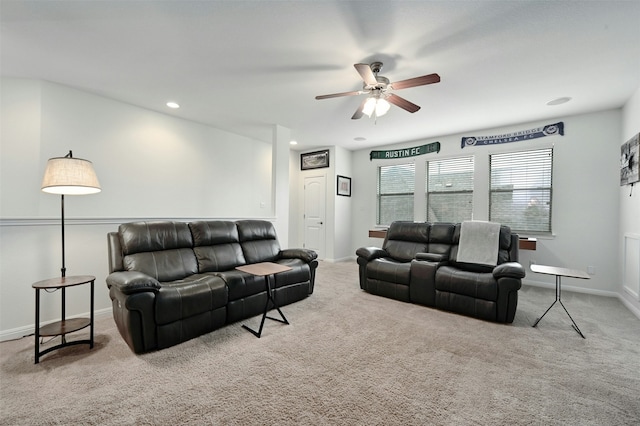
[1,261,639,425]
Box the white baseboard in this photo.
[523,279,640,320]
[0,307,112,342]
[320,256,356,263]
[522,279,618,298]
[618,295,640,320]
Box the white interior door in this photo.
[304,175,326,259]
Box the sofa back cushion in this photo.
[383,221,430,262]
[449,223,513,272]
[189,221,246,272]
[427,223,455,259]
[237,220,280,263]
[119,221,198,282]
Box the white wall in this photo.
[619,87,640,316]
[271,125,291,248]
[0,79,283,339]
[351,110,622,296]
[288,149,301,247]
[2,79,273,219]
[333,146,353,262]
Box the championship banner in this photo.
[370,142,440,161]
[461,122,564,149]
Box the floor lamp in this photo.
[41,151,101,278]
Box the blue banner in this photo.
[461,122,564,149]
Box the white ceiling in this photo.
[2,0,639,151]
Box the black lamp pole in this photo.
[59,150,73,278]
[60,193,66,278]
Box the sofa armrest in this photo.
[493,262,526,280]
[279,248,318,263]
[416,252,447,262]
[356,247,388,261]
[106,271,161,295]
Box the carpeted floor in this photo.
[1,261,639,425]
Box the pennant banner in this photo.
[370,142,440,161]
[461,122,564,149]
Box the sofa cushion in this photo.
[435,266,498,301]
[427,222,455,258]
[214,270,266,301]
[237,220,280,263]
[383,221,430,262]
[155,274,228,325]
[189,221,246,272]
[119,221,198,282]
[367,258,412,285]
[119,221,193,255]
[123,249,198,282]
[496,225,514,264]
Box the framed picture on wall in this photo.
[337,175,351,197]
[621,133,639,186]
[620,133,640,186]
[301,149,330,170]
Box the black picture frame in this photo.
[620,133,639,186]
[337,175,351,197]
[301,149,330,170]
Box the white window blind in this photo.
[426,156,474,223]
[490,148,553,233]
[377,163,415,225]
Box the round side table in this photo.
[32,275,95,364]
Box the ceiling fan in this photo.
[315,62,440,119]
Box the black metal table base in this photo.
[37,338,93,359]
[532,274,585,338]
[34,278,95,363]
[242,275,289,338]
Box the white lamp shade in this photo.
[41,157,101,195]
[363,96,391,118]
[376,98,391,116]
[362,97,376,117]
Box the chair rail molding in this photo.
[0,216,278,227]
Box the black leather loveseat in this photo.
[106,220,318,353]
[356,221,525,323]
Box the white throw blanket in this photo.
[456,221,501,266]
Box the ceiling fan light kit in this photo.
[362,95,391,118]
[316,61,440,120]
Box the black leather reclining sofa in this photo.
[106,220,318,353]
[356,221,525,323]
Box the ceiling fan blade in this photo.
[315,90,362,100]
[391,73,440,90]
[351,98,368,120]
[354,63,378,86]
[387,94,421,113]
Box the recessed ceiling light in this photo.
[166,102,180,109]
[290,140,298,145]
[547,97,572,106]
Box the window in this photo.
[490,148,553,233]
[426,156,474,223]
[377,163,415,225]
